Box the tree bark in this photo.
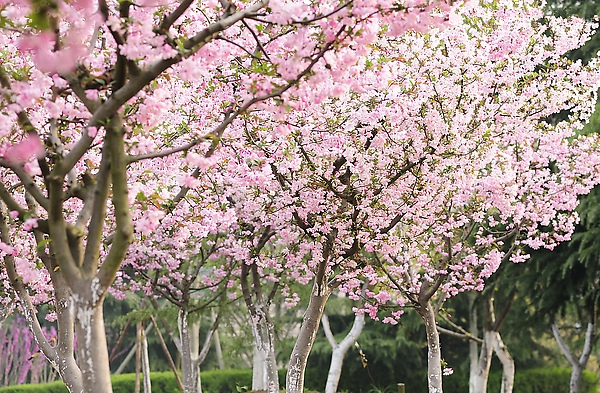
[115,323,154,374]
[72,294,113,393]
[552,321,596,393]
[322,310,365,393]
[240,241,280,393]
[286,283,332,393]
[250,315,279,393]
[141,323,152,393]
[492,332,514,393]
[471,331,493,393]
[415,301,443,393]
[468,293,479,393]
[179,309,202,393]
[211,309,225,370]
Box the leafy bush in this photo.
[397,368,599,393]
[200,369,252,393]
[0,380,68,393]
[111,372,181,393]
[0,367,596,393]
[487,368,598,393]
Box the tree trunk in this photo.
[114,322,154,374]
[141,323,152,393]
[468,293,479,393]
[286,283,332,393]
[73,294,113,393]
[250,307,279,393]
[415,301,443,393]
[492,332,514,393]
[322,311,365,393]
[211,309,225,370]
[471,331,494,393]
[552,321,596,393]
[179,309,202,393]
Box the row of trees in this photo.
[0,0,600,392]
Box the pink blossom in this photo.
[23,217,39,231]
[3,134,44,165]
[18,33,86,74]
[443,367,454,376]
[135,210,166,235]
[85,90,99,101]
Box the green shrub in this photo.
[200,369,252,393]
[110,372,181,393]
[345,367,599,393]
[487,368,599,393]
[0,380,68,393]
[0,367,596,393]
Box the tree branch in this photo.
[96,116,133,291]
[81,144,111,270]
[552,323,579,367]
[0,205,58,364]
[126,139,202,164]
[321,312,338,348]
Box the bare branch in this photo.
[437,325,483,344]
[321,313,338,348]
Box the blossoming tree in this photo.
[2,1,600,393]
[215,2,600,392]
[0,0,451,392]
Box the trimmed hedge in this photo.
[404,368,599,393]
[0,367,597,393]
[0,381,68,393]
[0,370,261,393]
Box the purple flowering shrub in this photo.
[0,315,57,386]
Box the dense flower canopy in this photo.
[0,0,598,315]
[0,0,600,391]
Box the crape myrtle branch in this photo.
[148,314,185,392]
[217,36,267,60]
[490,286,516,332]
[241,225,277,311]
[113,1,132,93]
[315,228,338,295]
[150,297,182,352]
[147,269,233,312]
[61,73,101,114]
[143,238,233,310]
[186,234,223,283]
[381,254,419,305]
[241,19,272,62]
[0,182,41,229]
[189,284,229,314]
[0,65,51,207]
